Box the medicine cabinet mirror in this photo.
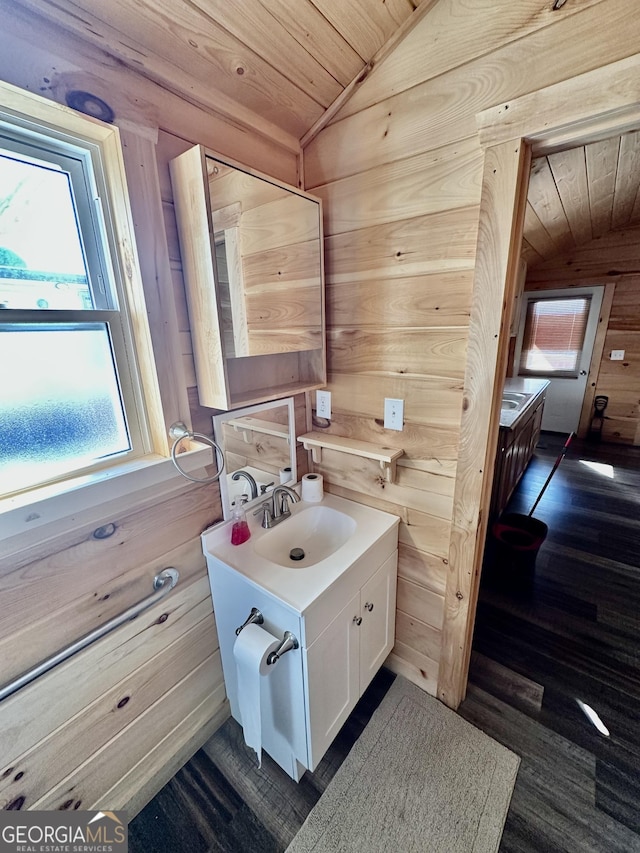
[213,397,296,520]
[170,145,326,411]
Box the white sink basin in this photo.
[201,492,399,612]
[252,505,356,568]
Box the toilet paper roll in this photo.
[279,466,292,484]
[233,623,280,767]
[301,472,324,502]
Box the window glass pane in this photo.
[518,296,590,377]
[0,323,131,494]
[0,148,92,309]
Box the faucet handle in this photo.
[278,492,293,515]
[253,501,273,528]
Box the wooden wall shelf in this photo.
[297,432,404,483]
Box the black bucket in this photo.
[490,513,548,585]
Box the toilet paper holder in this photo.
[235,607,264,636]
[235,608,299,664]
[267,631,299,666]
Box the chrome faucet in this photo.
[232,469,258,500]
[253,484,300,528]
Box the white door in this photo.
[513,286,604,433]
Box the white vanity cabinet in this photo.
[304,552,397,769]
[202,496,399,781]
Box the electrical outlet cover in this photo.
[316,390,331,419]
[384,398,404,431]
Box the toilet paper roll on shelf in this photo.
[233,623,280,767]
[301,472,323,502]
[279,466,292,484]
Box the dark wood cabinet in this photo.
[490,391,546,520]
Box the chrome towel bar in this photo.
[0,567,179,703]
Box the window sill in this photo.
[0,442,215,542]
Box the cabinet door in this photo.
[304,592,360,771]
[359,553,397,693]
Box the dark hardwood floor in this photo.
[130,433,640,852]
[128,667,396,852]
[459,432,640,852]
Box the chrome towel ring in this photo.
[169,422,225,484]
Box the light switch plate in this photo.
[384,398,404,431]
[610,349,625,360]
[316,390,331,419]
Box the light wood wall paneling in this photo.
[32,658,223,811]
[328,327,468,380]
[386,642,438,695]
[310,447,453,520]
[305,0,636,186]
[308,136,483,230]
[326,271,474,329]
[0,574,214,777]
[100,690,229,816]
[397,507,451,560]
[325,206,480,284]
[397,543,447,598]
[317,413,459,471]
[0,533,211,690]
[326,374,464,430]
[395,611,442,666]
[0,616,219,810]
[396,578,444,631]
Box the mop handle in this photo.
[528,432,574,517]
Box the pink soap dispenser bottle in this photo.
[230,496,251,545]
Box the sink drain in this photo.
[289,547,305,561]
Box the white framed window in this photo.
[0,85,160,501]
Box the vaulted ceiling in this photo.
[523,131,640,267]
[7,1,640,269]
[8,0,432,148]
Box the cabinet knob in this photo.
[364,602,374,612]
[353,616,362,626]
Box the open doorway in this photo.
[439,54,640,712]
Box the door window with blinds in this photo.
[518,295,591,378]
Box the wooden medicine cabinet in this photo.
[170,145,326,410]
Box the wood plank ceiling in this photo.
[9,1,638,265]
[8,0,430,150]
[523,130,640,266]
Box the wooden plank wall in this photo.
[0,8,299,815]
[527,227,640,445]
[303,0,640,699]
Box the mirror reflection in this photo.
[206,155,323,358]
[213,397,296,520]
